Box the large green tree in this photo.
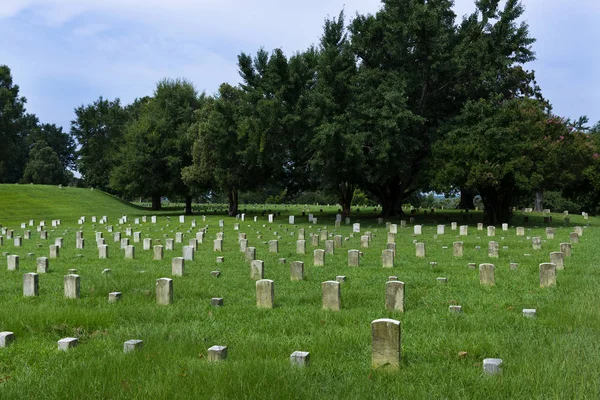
[0,65,28,183]
[71,97,129,191]
[22,140,68,185]
[110,79,198,211]
[435,97,586,223]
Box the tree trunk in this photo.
[534,191,543,212]
[339,182,355,217]
[480,188,512,225]
[227,188,239,217]
[185,196,193,215]
[379,185,403,217]
[457,187,475,210]
[151,194,162,211]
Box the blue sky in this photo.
[1,0,598,132]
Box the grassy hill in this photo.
[0,184,149,225]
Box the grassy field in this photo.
[0,185,599,399]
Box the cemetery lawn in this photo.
[1,185,600,399]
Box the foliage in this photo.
[21,141,68,185]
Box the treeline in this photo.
[2,1,600,223]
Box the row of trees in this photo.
[3,0,600,223]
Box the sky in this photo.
[1,0,598,132]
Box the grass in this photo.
[0,184,599,399]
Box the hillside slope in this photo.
[0,184,149,225]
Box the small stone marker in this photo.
[336,276,346,283]
[415,242,425,258]
[37,257,48,273]
[156,278,173,305]
[0,332,15,347]
[58,337,78,351]
[483,358,503,375]
[322,281,341,311]
[479,264,495,286]
[290,261,304,281]
[7,255,19,271]
[449,305,463,313]
[488,241,499,258]
[99,245,108,259]
[125,245,135,259]
[382,249,394,267]
[453,242,463,257]
[371,318,401,369]
[23,273,39,297]
[385,281,405,312]
[153,245,164,260]
[290,351,310,367]
[210,298,224,307]
[256,279,274,308]
[124,340,144,353]
[437,277,448,284]
[523,309,536,318]
[510,263,518,270]
[49,245,59,259]
[550,252,564,269]
[172,257,185,277]
[108,292,122,303]
[208,345,227,362]
[314,249,325,266]
[251,260,264,280]
[182,246,194,261]
[348,249,360,267]
[539,263,557,287]
[64,274,80,299]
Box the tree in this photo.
[183,84,264,216]
[27,122,76,171]
[22,141,68,185]
[110,79,198,211]
[0,65,28,183]
[71,97,129,191]
[434,97,585,224]
[308,11,362,216]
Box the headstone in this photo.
[210,298,224,307]
[188,238,197,251]
[7,255,19,271]
[453,242,463,257]
[523,309,536,318]
[208,346,227,362]
[37,257,48,273]
[322,281,341,311]
[546,227,555,240]
[532,237,542,250]
[570,232,579,243]
[415,242,425,258]
[414,225,422,235]
[371,318,401,369]
[245,247,257,262]
[502,223,508,231]
[49,245,59,259]
[488,241,499,258]
[479,263,495,286]
[550,252,564,269]
[516,227,525,236]
[0,332,15,347]
[487,226,496,237]
[175,232,183,243]
[290,351,310,367]
[156,278,173,305]
[385,281,405,312]
[382,249,394,268]
[360,235,370,248]
[348,250,360,267]
[153,245,164,260]
[334,235,343,248]
[560,243,571,257]
[325,240,334,255]
[459,225,468,236]
[124,340,144,353]
[64,274,80,298]
[353,223,360,233]
[437,225,445,235]
[290,261,304,281]
[251,260,264,281]
[108,292,122,303]
[58,338,78,351]
[165,239,174,251]
[125,245,135,259]
[483,358,503,375]
[314,249,325,266]
[213,239,223,252]
[120,238,129,249]
[172,257,185,276]
[268,240,278,253]
[256,279,274,308]
[23,273,39,296]
[539,263,556,287]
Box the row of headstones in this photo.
[0,318,504,374]
[408,224,584,238]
